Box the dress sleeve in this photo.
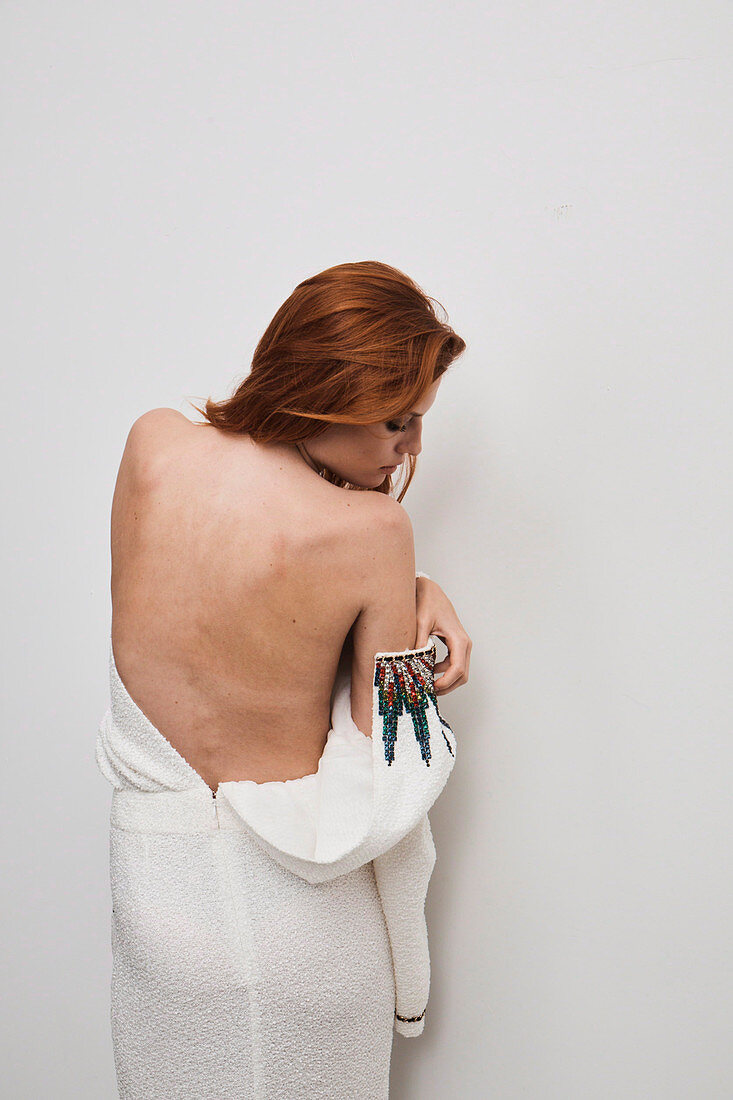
[371,812,438,1036]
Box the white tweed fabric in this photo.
[97,627,456,1099]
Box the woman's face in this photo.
[303,377,442,488]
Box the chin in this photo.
[350,472,384,489]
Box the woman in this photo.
[97,260,471,1099]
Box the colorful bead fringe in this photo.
[374,644,455,766]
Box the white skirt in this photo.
[109,788,395,1099]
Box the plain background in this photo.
[2,2,731,1097]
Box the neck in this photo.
[295,441,323,476]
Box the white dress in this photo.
[96,631,457,1099]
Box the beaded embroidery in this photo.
[395,1007,426,1023]
[374,643,455,766]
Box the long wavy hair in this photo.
[189,261,466,501]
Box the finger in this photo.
[431,631,466,669]
[433,641,470,695]
[434,664,466,695]
[414,618,434,650]
[436,642,471,686]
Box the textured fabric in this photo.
[97,628,456,1098]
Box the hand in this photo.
[414,576,471,695]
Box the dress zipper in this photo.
[211,787,220,827]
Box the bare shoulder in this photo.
[344,491,416,592]
[343,490,411,550]
[120,408,192,476]
[351,490,414,540]
[127,407,191,446]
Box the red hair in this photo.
[189,261,466,500]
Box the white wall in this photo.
[2,2,730,1096]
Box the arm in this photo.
[347,509,457,1036]
[349,497,417,739]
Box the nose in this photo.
[398,422,422,458]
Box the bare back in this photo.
[110,409,417,792]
